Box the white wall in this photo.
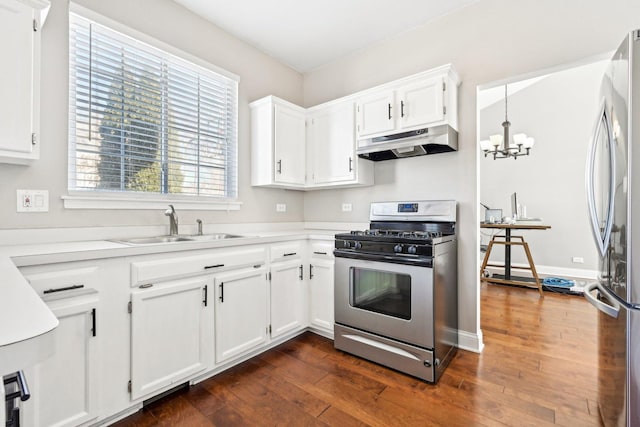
[3,0,640,349]
[480,60,607,277]
[302,0,640,347]
[0,0,306,230]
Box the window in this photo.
[67,10,239,208]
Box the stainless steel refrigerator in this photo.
[585,29,640,427]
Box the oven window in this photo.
[349,267,411,320]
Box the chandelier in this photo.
[480,85,535,160]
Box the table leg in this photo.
[504,228,511,280]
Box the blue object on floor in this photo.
[542,277,575,288]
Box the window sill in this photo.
[62,194,242,211]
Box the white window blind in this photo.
[68,13,238,200]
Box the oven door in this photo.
[334,255,433,348]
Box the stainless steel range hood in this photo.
[356,124,457,161]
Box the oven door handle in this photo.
[334,249,432,267]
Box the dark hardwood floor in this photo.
[113,283,601,426]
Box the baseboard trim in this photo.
[484,263,597,281]
[458,329,484,353]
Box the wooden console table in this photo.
[480,223,551,296]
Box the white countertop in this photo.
[0,227,340,372]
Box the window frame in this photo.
[64,4,241,211]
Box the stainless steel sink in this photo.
[186,233,244,241]
[117,236,195,245]
[114,233,244,245]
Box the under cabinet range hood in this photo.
[357,124,458,161]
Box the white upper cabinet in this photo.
[355,65,459,140]
[354,90,396,138]
[307,100,373,186]
[251,96,306,188]
[397,76,445,129]
[251,65,458,191]
[251,95,373,190]
[0,0,49,164]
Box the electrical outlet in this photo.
[17,189,49,212]
[276,203,286,213]
[572,257,584,264]
[341,203,353,212]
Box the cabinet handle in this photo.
[299,264,303,280]
[91,308,97,337]
[309,264,314,279]
[313,251,327,255]
[203,285,208,307]
[43,284,84,294]
[283,252,297,257]
[348,157,353,172]
[253,264,263,268]
[388,103,392,120]
[204,264,225,269]
[139,283,153,289]
[4,371,30,402]
[401,100,405,117]
[219,282,224,303]
[277,159,282,174]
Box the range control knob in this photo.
[343,240,351,249]
[393,244,403,253]
[407,245,417,255]
[354,241,362,249]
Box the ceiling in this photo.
[173,0,479,72]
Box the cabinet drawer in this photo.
[22,266,99,297]
[131,246,266,286]
[270,241,304,262]
[309,241,334,258]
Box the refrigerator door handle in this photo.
[584,282,621,318]
[585,98,616,258]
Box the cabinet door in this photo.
[274,104,306,185]
[270,259,306,338]
[23,292,99,427]
[215,266,269,363]
[130,276,209,400]
[356,90,395,138]
[0,0,37,161]
[309,258,334,333]
[397,77,444,130]
[308,102,356,184]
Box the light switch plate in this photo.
[17,189,49,212]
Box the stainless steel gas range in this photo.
[333,200,458,383]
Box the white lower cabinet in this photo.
[214,266,269,363]
[22,291,99,427]
[308,241,335,335]
[270,259,306,338]
[13,238,338,425]
[130,276,211,400]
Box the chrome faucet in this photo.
[164,205,178,236]
[196,219,203,236]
